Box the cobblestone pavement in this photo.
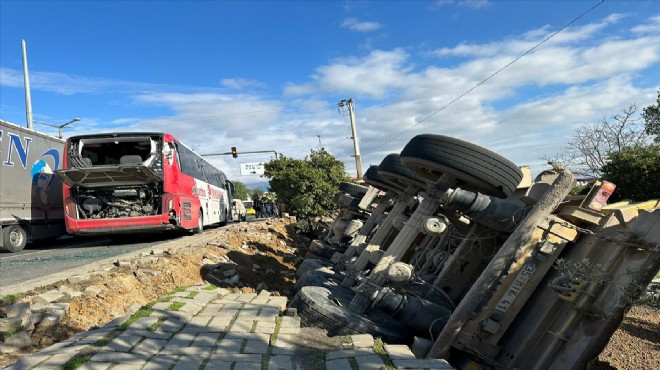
[3,285,454,370]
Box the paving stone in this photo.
[351,334,375,348]
[191,331,222,347]
[90,351,149,363]
[384,343,416,359]
[160,345,214,356]
[127,328,172,340]
[228,320,253,333]
[216,338,243,352]
[2,353,51,369]
[166,332,197,347]
[224,332,270,341]
[129,316,161,330]
[243,339,269,354]
[254,321,277,334]
[325,357,354,370]
[103,331,143,352]
[267,354,295,370]
[158,318,186,332]
[202,359,233,370]
[72,361,113,370]
[326,348,375,360]
[188,314,213,326]
[279,316,300,328]
[206,316,233,331]
[355,354,386,370]
[142,355,179,370]
[207,353,262,362]
[151,302,171,311]
[172,354,206,370]
[231,361,263,370]
[131,337,168,356]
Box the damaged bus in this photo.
[56,132,232,236]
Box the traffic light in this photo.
[231,147,238,158]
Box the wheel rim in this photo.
[10,228,24,247]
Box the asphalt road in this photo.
[0,232,188,290]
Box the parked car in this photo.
[232,199,247,221]
[243,201,257,218]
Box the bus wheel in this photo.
[194,212,204,234]
[1,225,28,253]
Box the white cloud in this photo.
[286,48,411,98]
[433,0,491,10]
[632,14,660,34]
[221,78,265,90]
[341,18,382,32]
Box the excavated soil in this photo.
[0,216,658,369]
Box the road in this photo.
[0,232,189,290]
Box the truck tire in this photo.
[400,134,523,198]
[378,154,428,191]
[364,165,403,193]
[295,268,343,291]
[1,225,28,253]
[290,285,411,344]
[339,182,368,197]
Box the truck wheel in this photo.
[295,268,343,291]
[364,165,404,193]
[290,285,411,344]
[1,225,28,253]
[400,134,523,198]
[378,154,428,191]
[339,182,368,197]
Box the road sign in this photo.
[240,162,265,176]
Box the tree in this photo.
[249,188,264,202]
[601,145,660,201]
[549,104,650,177]
[264,149,349,230]
[231,181,249,200]
[643,88,660,142]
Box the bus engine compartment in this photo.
[73,184,161,219]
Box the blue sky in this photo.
[1,0,659,184]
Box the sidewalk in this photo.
[3,285,454,370]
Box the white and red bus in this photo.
[56,132,233,235]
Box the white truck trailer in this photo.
[0,119,66,252]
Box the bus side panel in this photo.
[164,137,200,231]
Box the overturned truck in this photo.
[291,134,660,369]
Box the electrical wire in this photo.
[365,0,606,155]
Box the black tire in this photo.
[400,134,523,198]
[297,258,332,277]
[332,193,361,209]
[1,225,28,253]
[378,154,428,191]
[364,166,404,193]
[295,268,344,291]
[290,285,412,344]
[339,182,368,197]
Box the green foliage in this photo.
[601,145,660,201]
[250,188,264,201]
[264,149,349,229]
[569,184,592,196]
[643,88,660,142]
[231,181,249,200]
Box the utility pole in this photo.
[22,40,34,129]
[338,98,363,180]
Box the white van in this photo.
[232,199,247,222]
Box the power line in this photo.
[365,0,606,155]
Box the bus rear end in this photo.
[57,133,182,235]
